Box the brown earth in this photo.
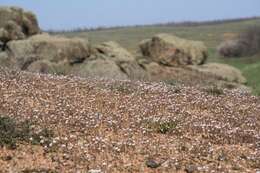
[0,68,259,173]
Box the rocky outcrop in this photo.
[5,33,91,70]
[139,60,249,90]
[0,6,249,91]
[71,58,128,80]
[188,63,247,84]
[0,51,14,68]
[139,33,207,66]
[94,41,147,79]
[27,60,56,74]
[0,6,40,44]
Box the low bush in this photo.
[204,86,224,96]
[0,116,54,149]
[145,119,178,134]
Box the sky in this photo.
[1,0,260,30]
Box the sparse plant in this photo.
[145,120,178,134]
[0,115,54,149]
[164,80,179,86]
[204,86,224,95]
[108,83,134,94]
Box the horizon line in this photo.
[45,16,260,33]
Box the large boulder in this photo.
[138,58,248,90]
[27,60,56,74]
[6,33,91,70]
[0,51,15,68]
[94,41,147,79]
[139,33,208,66]
[71,58,128,80]
[217,39,248,57]
[0,6,40,43]
[188,63,247,84]
[27,60,71,75]
[95,41,135,63]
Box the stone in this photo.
[146,159,161,168]
[139,33,207,66]
[94,41,147,79]
[0,6,40,43]
[188,63,247,84]
[71,58,128,80]
[6,33,91,70]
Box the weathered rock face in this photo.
[95,41,135,63]
[93,41,147,79]
[27,60,56,74]
[188,63,247,84]
[139,33,208,66]
[71,58,128,80]
[138,58,248,90]
[6,33,91,70]
[70,41,148,80]
[0,51,15,68]
[0,6,40,43]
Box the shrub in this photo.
[145,120,178,134]
[218,25,260,57]
[0,115,54,149]
[204,86,224,96]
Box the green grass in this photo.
[56,18,260,94]
[59,18,260,51]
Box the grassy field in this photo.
[58,18,260,94]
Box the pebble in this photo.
[146,159,161,168]
[185,164,198,173]
[88,170,102,173]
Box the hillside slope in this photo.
[59,18,260,52]
[0,68,259,172]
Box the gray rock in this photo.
[146,159,161,168]
[185,164,198,173]
[139,33,208,66]
[0,6,40,43]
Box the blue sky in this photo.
[1,0,260,30]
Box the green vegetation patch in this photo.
[243,61,260,95]
[204,86,224,96]
[0,115,54,149]
[145,119,178,134]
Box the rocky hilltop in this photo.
[0,6,248,91]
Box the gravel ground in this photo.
[0,67,259,173]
